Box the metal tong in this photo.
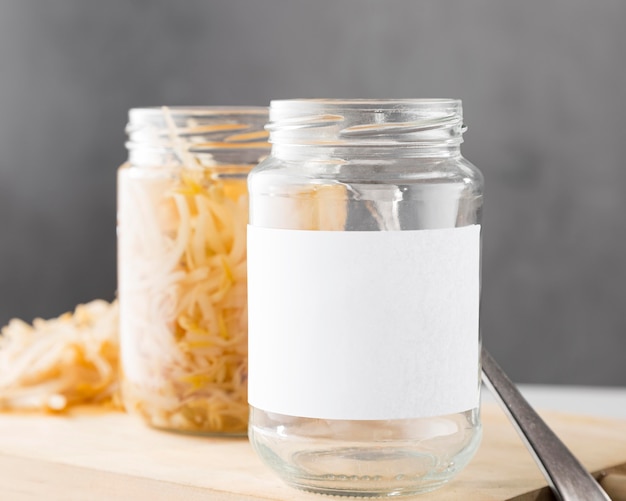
[481,347,611,501]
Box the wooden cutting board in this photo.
[0,404,625,501]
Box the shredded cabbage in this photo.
[0,300,119,412]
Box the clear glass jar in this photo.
[247,99,483,495]
[117,106,269,435]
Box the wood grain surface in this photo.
[0,404,625,501]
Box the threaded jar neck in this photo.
[267,99,465,159]
[126,106,270,168]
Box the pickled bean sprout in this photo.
[119,167,249,432]
[0,300,119,412]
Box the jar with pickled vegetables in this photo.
[118,107,269,434]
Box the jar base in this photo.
[148,422,248,438]
[251,426,481,497]
[287,479,448,498]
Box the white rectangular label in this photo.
[248,225,480,420]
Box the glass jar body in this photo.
[247,99,483,496]
[117,107,268,435]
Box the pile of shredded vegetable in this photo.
[0,300,119,412]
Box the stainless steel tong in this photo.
[481,347,611,501]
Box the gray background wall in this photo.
[1,1,625,385]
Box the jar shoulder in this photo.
[249,155,483,193]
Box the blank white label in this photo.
[247,225,480,420]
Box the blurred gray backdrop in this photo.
[1,1,625,385]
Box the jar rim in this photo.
[126,106,270,166]
[129,106,268,121]
[269,98,461,112]
[266,99,465,154]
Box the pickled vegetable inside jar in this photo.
[117,107,269,434]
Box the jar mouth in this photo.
[269,98,461,113]
[126,106,270,166]
[267,99,465,149]
[129,106,268,121]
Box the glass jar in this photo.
[117,106,269,435]
[247,99,483,495]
